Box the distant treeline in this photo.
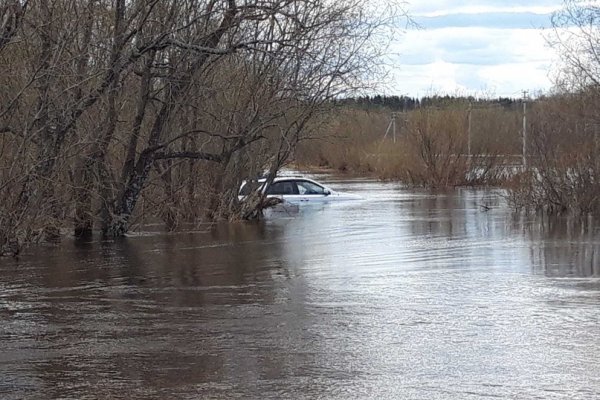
[333,95,523,111]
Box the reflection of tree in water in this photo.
[404,188,502,239]
[0,239,158,398]
[522,216,600,277]
[0,224,299,398]
[112,223,307,396]
[402,188,599,278]
[6,185,600,398]
[404,191,465,238]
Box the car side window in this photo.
[266,181,298,195]
[296,180,325,195]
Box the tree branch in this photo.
[154,151,224,162]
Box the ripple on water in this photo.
[1,178,600,399]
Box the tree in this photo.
[94,0,404,236]
[0,0,173,253]
[0,0,405,253]
[550,1,600,92]
[504,1,600,215]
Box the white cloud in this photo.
[413,5,561,18]
[386,3,562,97]
[387,61,471,95]
[392,27,555,66]
[387,60,553,98]
[477,62,553,94]
[408,0,563,17]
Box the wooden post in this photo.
[522,91,528,169]
[467,102,472,161]
[384,112,397,143]
[392,112,397,143]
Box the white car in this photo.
[239,177,361,204]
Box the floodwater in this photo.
[1,175,600,400]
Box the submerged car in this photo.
[239,177,361,204]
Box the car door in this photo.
[293,179,329,202]
[265,180,300,203]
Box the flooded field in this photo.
[1,176,600,399]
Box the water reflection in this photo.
[521,216,600,277]
[1,177,600,399]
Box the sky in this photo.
[389,0,564,98]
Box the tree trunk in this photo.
[157,160,178,231]
[103,150,155,237]
[73,157,94,237]
[72,2,97,237]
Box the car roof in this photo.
[274,176,312,181]
[249,176,316,183]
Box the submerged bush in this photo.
[297,102,516,187]
[505,94,600,215]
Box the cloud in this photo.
[387,60,553,98]
[477,62,553,93]
[388,61,471,95]
[385,27,558,97]
[392,27,554,66]
[408,1,562,17]
[386,2,562,97]
[414,12,553,29]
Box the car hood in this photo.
[327,191,363,200]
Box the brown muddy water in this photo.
[1,175,600,399]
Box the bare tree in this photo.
[0,0,405,254]
[506,1,600,215]
[99,0,403,236]
[0,0,27,51]
[550,1,600,92]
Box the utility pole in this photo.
[522,90,528,169]
[384,112,397,143]
[467,102,472,161]
[594,122,600,168]
[392,112,397,143]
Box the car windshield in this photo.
[296,180,326,195]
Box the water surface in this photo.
[1,176,600,399]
